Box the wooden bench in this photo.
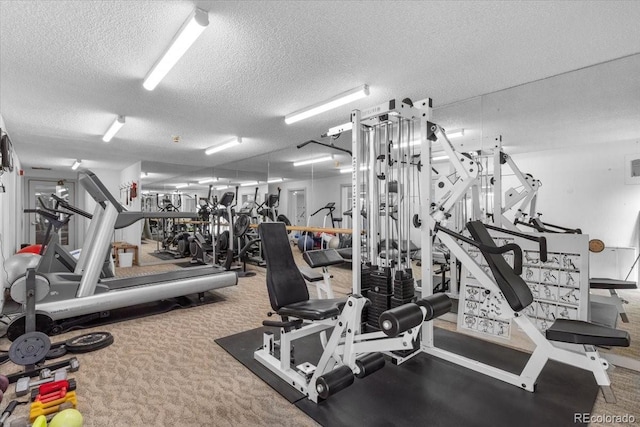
[112,241,139,267]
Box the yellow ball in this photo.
[32,415,47,427]
[49,409,84,427]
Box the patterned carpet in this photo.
[0,243,638,426]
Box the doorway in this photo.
[27,180,77,250]
[288,189,306,226]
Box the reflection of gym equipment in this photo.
[298,202,342,252]
[23,195,114,278]
[210,190,256,276]
[2,170,237,330]
[154,194,193,259]
[254,222,451,402]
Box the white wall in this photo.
[0,113,24,287]
[511,139,640,248]
[118,162,142,246]
[274,174,350,227]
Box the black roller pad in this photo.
[217,327,599,426]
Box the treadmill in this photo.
[28,169,237,322]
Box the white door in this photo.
[288,189,306,226]
[28,180,77,250]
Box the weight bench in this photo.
[255,222,451,402]
[589,277,637,323]
[466,221,630,403]
[431,220,630,403]
[299,249,344,299]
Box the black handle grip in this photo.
[539,237,548,263]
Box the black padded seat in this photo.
[546,319,630,347]
[303,249,345,268]
[336,247,352,260]
[466,221,533,312]
[299,266,324,282]
[278,299,346,321]
[259,222,347,319]
[589,278,637,290]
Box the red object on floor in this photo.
[17,244,42,254]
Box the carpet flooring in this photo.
[0,241,638,426]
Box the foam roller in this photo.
[379,303,424,337]
[355,353,385,379]
[416,294,452,320]
[315,365,354,400]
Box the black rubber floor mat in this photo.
[217,326,599,427]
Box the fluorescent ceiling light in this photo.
[445,128,464,138]
[198,177,217,184]
[240,181,259,187]
[175,183,189,189]
[325,122,353,137]
[215,185,229,191]
[293,155,333,167]
[339,165,369,174]
[71,160,82,170]
[205,137,242,155]
[285,84,369,125]
[102,116,125,142]
[143,8,209,91]
[267,178,283,184]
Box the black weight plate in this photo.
[46,345,68,360]
[216,231,229,252]
[9,331,51,366]
[234,215,251,237]
[65,331,114,353]
[6,312,55,342]
[277,214,292,226]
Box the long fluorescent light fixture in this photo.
[285,84,369,125]
[175,183,189,189]
[205,137,242,155]
[240,181,259,187]
[143,8,209,91]
[267,178,283,184]
[198,177,217,184]
[215,185,229,191]
[71,160,82,170]
[445,128,464,138]
[102,116,126,142]
[293,156,333,167]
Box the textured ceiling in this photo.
[1,0,639,179]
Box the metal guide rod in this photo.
[369,126,378,264]
[351,110,362,295]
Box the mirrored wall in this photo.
[137,54,640,361]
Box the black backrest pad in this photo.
[466,221,533,312]
[258,222,309,311]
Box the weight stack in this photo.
[370,267,392,295]
[393,269,415,300]
[361,264,374,292]
[366,290,392,327]
[390,296,417,309]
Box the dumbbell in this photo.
[38,358,79,380]
[8,402,74,427]
[15,371,67,397]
